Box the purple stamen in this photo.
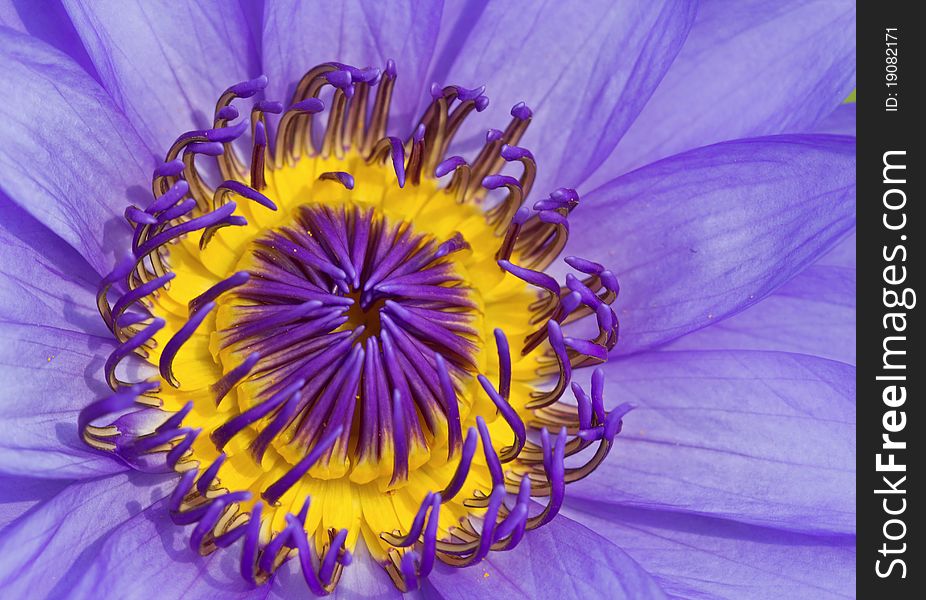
[147,180,190,214]
[318,171,355,189]
[154,198,196,226]
[189,271,250,314]
[441,426,478,504]
[391,492,435,547]
[228,75,268,98]
[166,427,200,466]
[390,388,410,483]
[498,259,560,296]
[103,318,164,389]
[256,100,283,114]
[196,453,226,495]
[124,205,157,225]
[153,159,184,179]
[434,155,466,178]
[211,352,260,406]
[211,378,305,450]
[435,354,462,455]
[384,136,406,187]
[477,374,525,462]
[510,102,533,120]
[135,201,240,258]
[216,105,239,121]
[185,141,224,156]
[159,302,215,388]
[215,180,277,211]
[262,423,344,504]
[290,97,326,113]
[500,144,534,162]
[78,381,158,450]
[476,416,505,487]
[110,272,174,328]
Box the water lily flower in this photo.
[0,1,855,598]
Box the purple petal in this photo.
[813,103,857,136]
[0,0,98,78]
[584,0,856,183]
[424,513,668,599]
[62,0,261,154]
[0,199,123,479]
[69,495,267,599]
[262,0,443,134]
[565,505,855,600]
[430,0,696,197]
[0,29,154,275]
[0,476,70,533]
[570,350,855,535]
[565,134,855,354]
[669,232,855,363]
[0,472,174,597]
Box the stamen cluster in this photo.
[81,58,626,594]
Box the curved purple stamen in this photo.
[189,271,250,314]
[532,427,566,528]
[291,97,326,113]
[477,375,525,461]
[154,198,196,226]
[147,180,190,214]
[135,202,240,259]
[196,453,226,495]
[228,75,268,98]
[124,205,157,225]
[211,378,305,450]
[104,318,164,388]
[216,180,277,211]
[510,102,533,120]
[476,416,505,487]
[256,100,284,114]
[418,493,441,576]
[434,155,466,178]
[435,354,462,455]
[384,136,406,187]
[166,427,201,466]
[498,259,560,296]
[185,141,224,156]
[110,272,174,328]
[391,492,435,547]
[319,171,355,189]
[153,159,184,179]
[442,427,478,503]
[262,423,344,504]
[190,490,248,552]
[211,352,260,406]
[159,302,215,388]
[319,528,351,583]
[78,381,158,447]
[288,515,351,594]
[216,105,239,121]
[500,144,535,162]
[482,173,521,191]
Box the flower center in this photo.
[83,61,626,594]
[210,201,482,486]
